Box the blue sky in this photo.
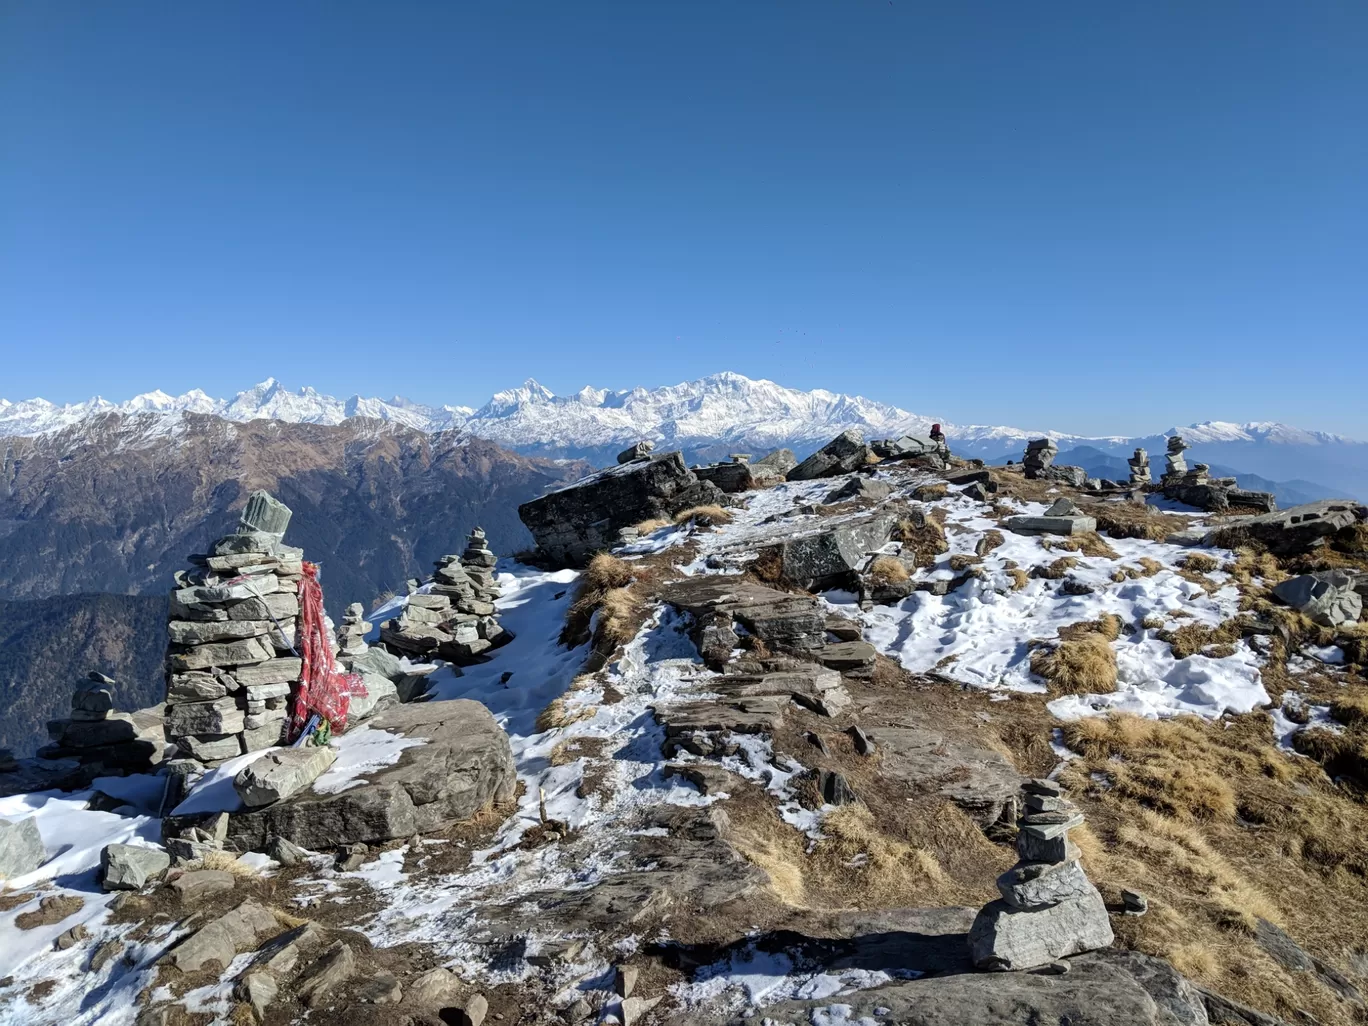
[1,1,1364,436]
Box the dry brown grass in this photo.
[1006,568,1029,591]
[894,513,949,568]
[977,529,1005,556]
[1224,547,1286,591]
[1083,502,1190,541]
[1030,635,1117,695]
[633,517,672,535]
[559,553,648,653]
[1157,617,1243,660]
[948,553,982,572]
[1030,555,1079,580]
[1058,613,1123,643]
[197,849,262,879]
[866,555,910,586]
[1181,552,1221,574]
[535,691,599,733]
[812,805,951,905]
[673,504,734,527]
[1330,693,1368,728]
[1047,532,1121,559]
[912,482,948,501]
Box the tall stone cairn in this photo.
[969,778,1113,971]
[1163,435,1190,483]
[380,527,509,663]
[1126,447,1151,486]
[1021,438,1058,480]
[163,491,304,764]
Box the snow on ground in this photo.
[0,789,165,1026]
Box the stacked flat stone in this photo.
[969,778,1113,971]
[39,672,157,774]
[335,603,370,662]
[1163,435,1189,482]
[1127,448,1151,486]
[1021,439,1058,480]
[164,491,304,764]
[380,527,508,663]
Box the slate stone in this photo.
[297,941,357,1007]
[166,620,276,646]
[658,576,828,656]
[225,700,517,851]
[1005,514,1099,537]
[101,843,170,890]
[234,745,338,807]
[71,685,114,714]
[1271,571,1363,627]
[970,891,1114,970]
[824,476,893,504]
[165,698,245,737]
[231,658,302,687]
[1209,499,1368,557]
[176,733,244,762]
[997,858,1094,910]
[775,512,899,589]
[238,490,293,537]
[873,727,1025,827]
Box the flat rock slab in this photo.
[736,949,1209,1026]
[0,815,45,880]
[1005,515,1099,537]
[225,699,517,852]
[657,576,827,655]
[234,745,339,807]
[657,696,788,737]
[776,512,899,588]
[871,727,1025,826]
[1209,499,1368,556]
[817,641,878,671]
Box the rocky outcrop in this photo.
[100,843,169,890]
[745,448,797,487]
[970,779,1113,970]
[518,452,728,567]
[1208,499,1368,556]
[770,510,899,590]
[1272,570,1363,627]
[787,429,870,481]
[225,699,516,851]
[871,727,1024,827]
[234,745,339,807]
[657,576,828,665]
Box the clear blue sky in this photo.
[2,1,1364,436]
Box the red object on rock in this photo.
[290,562,366,740]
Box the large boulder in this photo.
[101,843,170,890]
[1272,571,1363,627]
[970,890,1114,971]
[518,452,727,567]
[1209,499,1368,557]
[0,815,45,880]
[787,429,870,481]
[745,448,797,487]
[774,511,899,590]
[225,700,517,851]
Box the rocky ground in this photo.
[2,452,1367,1026]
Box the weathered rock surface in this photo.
[872,727,1024,826]
[657,576,827,657]
[1209,499,1368,556]
[166,898,277,972]
[0,815,45,880]
[519,451,726,567]
[787,429,870,481]
[1005,513,1099,537]
[233,745,339,807]
[1271,571,1363,627]
[746,949,1212,1026]
[773,511,899,589]
[971,891,1114,970]
[225,699,516,851]
[824,475,893,505]
[101,843,170,890]
[745,448,797,487]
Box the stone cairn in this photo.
[1162,435,1189,483]
[969,778,1113,971]
[380,527,508,663]
[39,672,157,776]
[1021,438,1059,480]
[1127,447,1151,487]
[164,491,305,764]
[335,602,370,663]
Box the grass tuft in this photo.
[1031,635,1117,695]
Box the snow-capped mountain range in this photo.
[3,371,1357,452]
[4,372,1366,497]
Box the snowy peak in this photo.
[1170,421,1353,446]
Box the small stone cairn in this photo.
[39,672,157,775]
[380,527,509,663]
[1162,435,1190,483]
[1021,438,1059,480]
[617,440,655,464]
[969,778,1113,971]
[164,491,305,764]
[1127,447,1151,487]
[335,603,370,662]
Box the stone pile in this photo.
[617,440,655,464]
[39,672,158,776]
[1126,448,1150,487]
[1162,435,1189,482]
[694,454,755,493]
[164,491,305,764]
[379,527,509,663]
[970,778,1113,971]
[787,429,871,481]
[1022,439,1058,478]
[334,603,370,662]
